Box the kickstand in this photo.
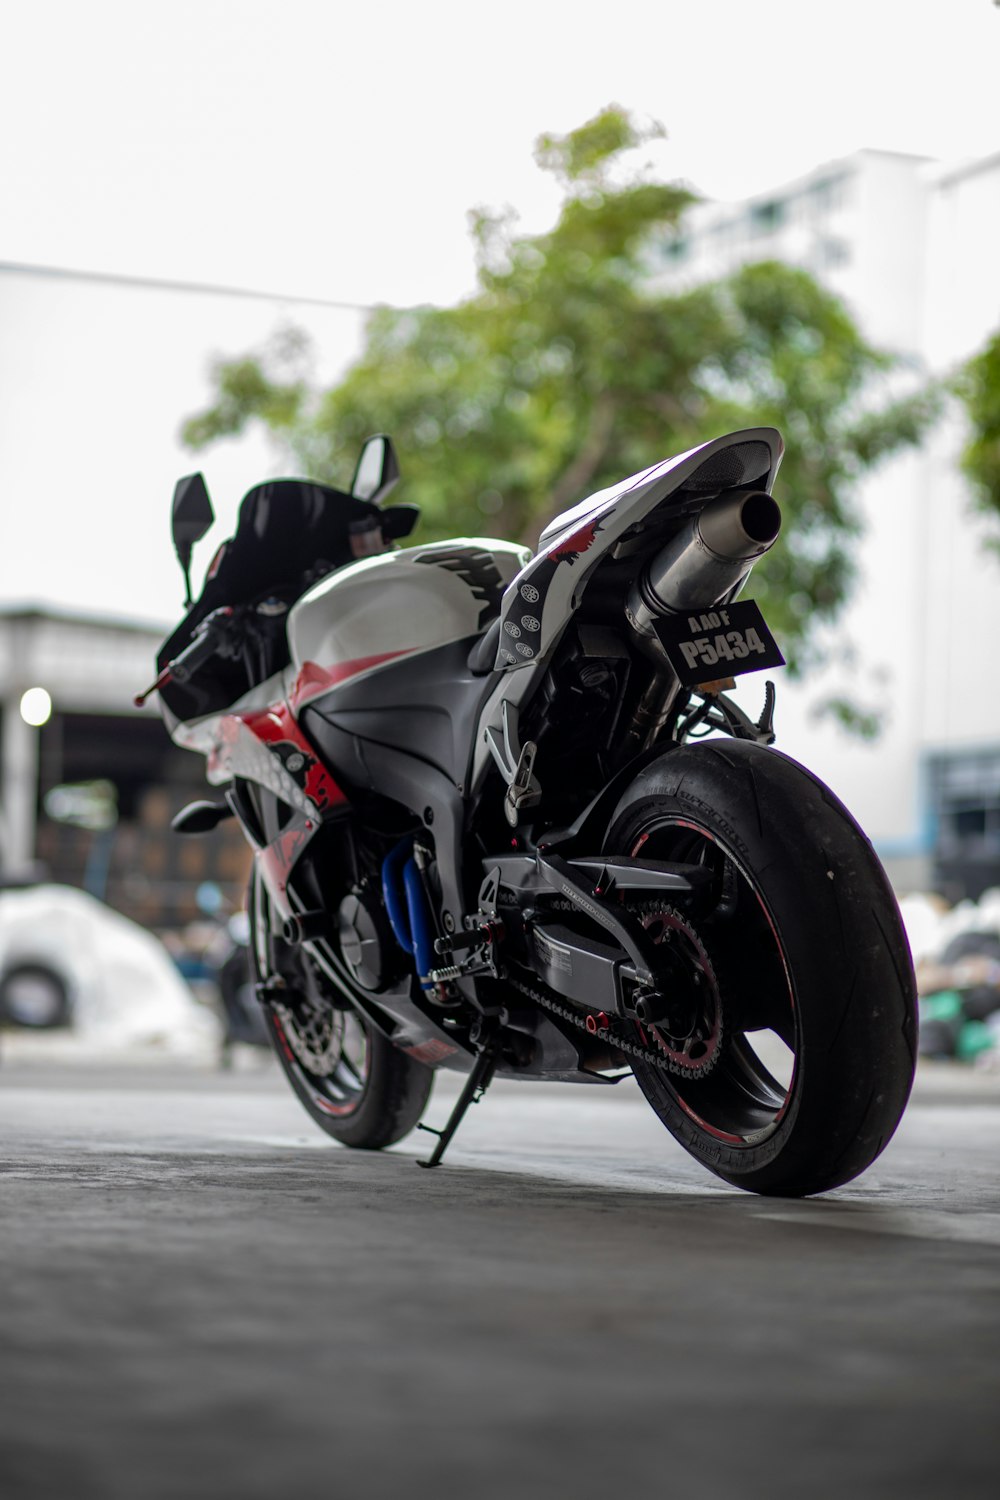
[416,1042,498,1169]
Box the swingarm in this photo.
[435,849,713,1024]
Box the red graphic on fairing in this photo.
[404,1037,460,1065]
[207,651,416,809]
[205,649,420,916]
[239,700,346,813]
[495,515,606,668]
[549,518,601,562]
[290,650,415,712]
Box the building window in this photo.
[809,172,849,215]
[927,749,1000,901]
[819,236,850,268]
[749,198,787,234]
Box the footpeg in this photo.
[171,799,233,834]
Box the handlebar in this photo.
[134,607,237,707]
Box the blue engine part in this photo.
[381,836,437,988]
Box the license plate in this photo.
[653,600,785,688]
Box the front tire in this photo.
[605,740,917,1197]
[250,874,432,1150]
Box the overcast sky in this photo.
[2,0,1000,628]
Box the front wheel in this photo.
[605,740,917,1197]
[250,874,432,1149]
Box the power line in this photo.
[0,258,399,313]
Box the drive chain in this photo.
[505,969,722,1082]
[495,896,723,1080]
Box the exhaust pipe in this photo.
[625,488,781,638]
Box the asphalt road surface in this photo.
[2,1055,999,1500]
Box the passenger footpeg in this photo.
[504,741,540,827]
[484,700,542,826]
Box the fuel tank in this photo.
[286,539,529,700]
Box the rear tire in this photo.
[250,874,432,1149]
[605,739,917,1197]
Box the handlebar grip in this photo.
[134,606,236,707]
[170,627,223,683]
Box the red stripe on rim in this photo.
[311,1093,361,1117]
[630,818,797,1143]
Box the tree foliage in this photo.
[957,330,1000,548]
[182,106,936,678]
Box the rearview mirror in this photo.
[351,435,400,505]
[172,472,214,607]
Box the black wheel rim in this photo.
[628,816,799,1146]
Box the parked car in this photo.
[0,883,218,1053]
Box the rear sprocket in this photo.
[635,904,723,1079]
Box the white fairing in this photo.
[170,669,287,757]
[471,427,784,786]
[493,428,784,674]
[287,539,529,678]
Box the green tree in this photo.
[958,329,1000,547]
[182,106,936,682]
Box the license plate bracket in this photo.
[652,600,785,689]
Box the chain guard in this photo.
[507,967,723,1083]
[502,895,723,1081]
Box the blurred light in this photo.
[44,779,117,831]
[196,881,224,917]
[19,687,52,727]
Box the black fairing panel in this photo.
[300,637,500,790]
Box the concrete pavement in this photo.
[1,1059,998,1500]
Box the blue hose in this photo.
[382,837,414,953]
[403,857,437,988]
[381,836,437,988]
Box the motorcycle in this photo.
[138,427,917,1195]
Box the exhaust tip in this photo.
[697,488,782,561]
[740,491,781,546]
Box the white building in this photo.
[654,148,1000,898]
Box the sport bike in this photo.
[139,427,917,1195]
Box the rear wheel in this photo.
[605,739,917,1197]
[250,874,432,1149]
